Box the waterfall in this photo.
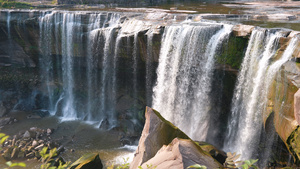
[152,22,233,141]
[224,29,299,160]
[146,31,154,106]
[132,32,139,107]
[61,13,77,120]
[39,11,121,127]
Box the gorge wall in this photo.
[1,9,300,167]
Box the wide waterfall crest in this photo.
[152,22,233,141]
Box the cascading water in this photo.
[152,22,233,141]
[132,33,139,107]
[145,31,154,106]
[224,29,299,161]
[39,11,122,127]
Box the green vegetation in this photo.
[107,157,130,169]
[40,147,70,169]
[5,161,26,169]
[0,0,31,9]
[0,133,26,169]
[217,35,248,69]
[224,152,258,169]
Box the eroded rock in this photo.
[140,138,222,169]
[232,24,255,37]
[130,107,190,169]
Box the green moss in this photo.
[216,35,248,69]
[287,126,300,163]
[0,0,31,9]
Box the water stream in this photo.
[152,22,233,141]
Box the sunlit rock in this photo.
[140,138,222,169]
[232,24,255,37]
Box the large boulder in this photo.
[130,107,190,169]
[70,153,103,169]
[0,101,7,117]
[130,107,222,169]
[140,138,222,169]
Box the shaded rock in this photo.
[0,117,13,127]
[141,138,222,169]
[294,89,300,125]
[23,131,32,139]
[33,110,50,118]
[0,101,7,117]
[196,141,227,164]
[47,128,53,135]
[232,24,255,37]
[129,107,190,169]
[70,153,103,169]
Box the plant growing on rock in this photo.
[40,147,70,169]
[224,152,258,169]
[0,133,26,168]
[138,164,157,169]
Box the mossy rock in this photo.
[70,153,103,169]
[196,141,227,164]
[216,34,248,70]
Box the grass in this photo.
[0,0,32,9]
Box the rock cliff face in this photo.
[1,9,300,164]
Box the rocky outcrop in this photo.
[140,138,222,169]
[130,107,222,169]
[232,24,255,38]
[264,49,300,162]
[130,107,190,169]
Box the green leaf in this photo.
[249,159,258,165]
[48,167,57,169]
[10,162,26,167]
[49,148,57,158]
[244,160,251,166]
[241,164,248,169]
[187,164,207,169]
[40,147,48,157]
[0,133,6,139]
[5,161,12,167]
[0,135,9,144]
